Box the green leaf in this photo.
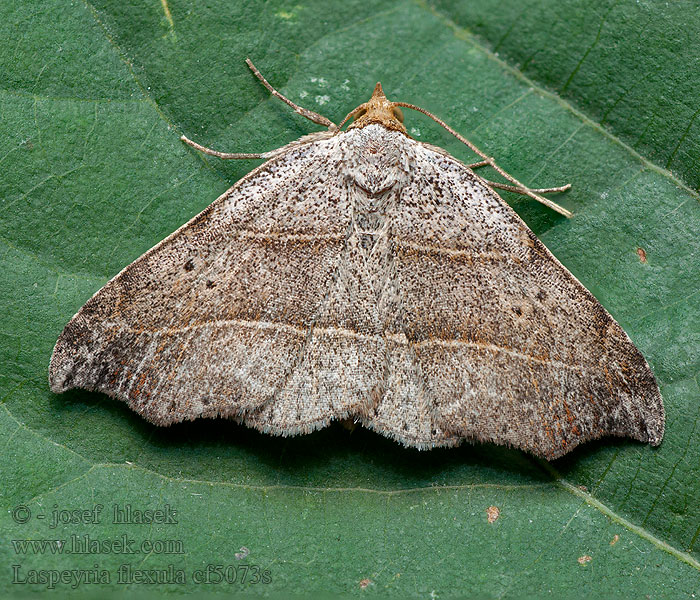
[1,0,698,596]
[431,0,700,191]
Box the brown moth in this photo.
[49,60,664,459]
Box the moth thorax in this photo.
[353,201,390,231]
[345,124,409,197]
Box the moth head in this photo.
[345,82,407,135]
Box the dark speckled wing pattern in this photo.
[50,132,357,426]
[359,140,664,458]
[49,124,664,459]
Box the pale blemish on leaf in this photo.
[275,5,302,20]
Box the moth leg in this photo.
[179,135,266,160]
[466,163,571,196]
[464,159,490,170]
[394,101,573,218]
[245,58,338,131]
[468,156,572,217]
[484,181,572,195]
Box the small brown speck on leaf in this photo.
[578,555,592,565]
[359,578,372,589]
[486,506,500,523]
[637,247,647,263]
[610,534,620,546]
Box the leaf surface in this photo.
[1,0,698,596]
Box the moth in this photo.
[49,60,664,459]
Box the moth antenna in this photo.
[394,101,573,218]
[245,58,337,131]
